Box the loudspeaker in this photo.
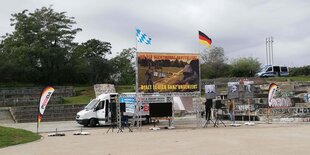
[215,100,224,109]
[110,103,116,123]
[149,102,172,117]
[120,103,126,112]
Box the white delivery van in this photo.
[256,65,289,77]
[76,93,118,127]
[76,93,150,127]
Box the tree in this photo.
[201,47,227,64]
[290,65,310,76]
[0,6,81,84]
[200,47,230,79]
[109,48,135,85]
[230,57,261,77]
[73,39,112,84]
[74,39,111,58]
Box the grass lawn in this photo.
[63,86,95,104]
[268,76,310,82]
[62,85,135,105]
[0,126,41,148]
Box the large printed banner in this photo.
[137,52,200,92]
[267,83,292,108]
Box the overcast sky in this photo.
[1,0,309,67]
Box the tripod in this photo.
[203,108,216,128]
[106,119,117,133]
[107,117,123,133]
[119,115,133,132]
[213,108,226,127]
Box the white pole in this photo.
[266,38,269,65]
[233,99,235,124]
[135,32,138,95]
[271,36,274,65]
[134,28,139,129]
[268,37,272,65]
[248,98,250,123]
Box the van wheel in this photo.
[89,118,97,127]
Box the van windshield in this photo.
[85,99,99,110]
[266,67,272,72]
[261,66,269,72]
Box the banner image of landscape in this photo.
[137,52,200,92]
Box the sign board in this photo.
[119,97,135,103]
[119,96,150,115]
[243,81,254,98]
[227,82,239,99]
[137,52,200,93]
[205,84,216,99]
[119,97,135,113]
[94,84,116,97]
[136,96,166,103]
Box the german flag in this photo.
[198,31,212,48]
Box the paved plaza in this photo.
[1,121,310,155]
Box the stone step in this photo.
[10,104,85,123]
[0,108,14,123]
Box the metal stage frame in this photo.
[117,92,202,131]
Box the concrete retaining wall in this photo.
[0,108,14,123]
[0,97,62,107]
[10,104,85,123]
[0,86,75,97]
[0,86,75,107]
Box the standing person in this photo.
[179,60,199,84]
[205,99,213,120]
[145,65,154,92]
[228,99,235,122]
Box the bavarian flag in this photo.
[198,31,212,48]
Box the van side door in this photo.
[280,67,289,76]
[273,66,280,76]
[96,100,106,125]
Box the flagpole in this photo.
[37,107,39,134]
[197,38,204,127]
[198,42,201,94]
[37,87,43,135]
[134,28,138,94]
[135,32,138,95]
[134,28,139,129]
